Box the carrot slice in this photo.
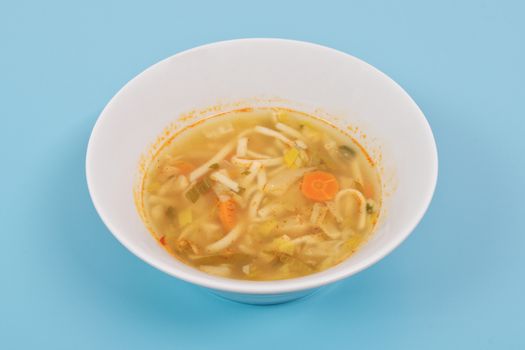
[218,199,237,231]
[175,161,195,175]
[301,171,339,201]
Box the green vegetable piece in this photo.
[339,145,356,158]
[196,177,212,195]
[185,188,199,203]
[209,163,220,170]
[366,199,377,214]
[241,170,251,175]
[186,177,212,203]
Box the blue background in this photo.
[1,1,524,349]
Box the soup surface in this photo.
[141,108,381,280]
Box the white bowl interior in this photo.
[86,39,437,294]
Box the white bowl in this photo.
[86,38,438,304]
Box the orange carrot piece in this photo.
[301,171,339,202]
[218,199,237,231]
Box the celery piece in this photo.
[178,209,192,227]
[284,148,300,168]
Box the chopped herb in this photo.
[241,170,251,175]
[185,187,199,203]
[339,145,356,158]
[366,202,375,214]
[299,124,305,130]
[237,186,246,195]
[209,163,220,170]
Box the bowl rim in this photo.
[86,38,438,295]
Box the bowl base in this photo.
[208,287,321,305]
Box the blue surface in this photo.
[1,1,524,349]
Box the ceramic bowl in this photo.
[86,39,438,304]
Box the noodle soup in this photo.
[141,108,381,280]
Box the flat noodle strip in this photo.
[275,122,305,141]
[249,191,264,218]
[334,189,367,230]
[350,160,363,186]
[246,150,271,159]
[254,125,294,146]
[199,264,231,276]
[318,222,342,239]
[325,201,342,223]
[242,185,259,201]
[241,161,262,187]
[291,234,322,245]
[310,203,328,225]
[232,156,283,167]
[210,171,240,192]
[295,140,308,149]
[258,157,284,167]
[178,223,195,239]
[236,137,248,157]
[206,225,243,252]
[189,141,234,182]
[231,156,252,167]
[267,164,287,177]
[258,203,286,218]
[257,169,267,190]
[310,203,322,224]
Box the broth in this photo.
[141,108,381,280]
